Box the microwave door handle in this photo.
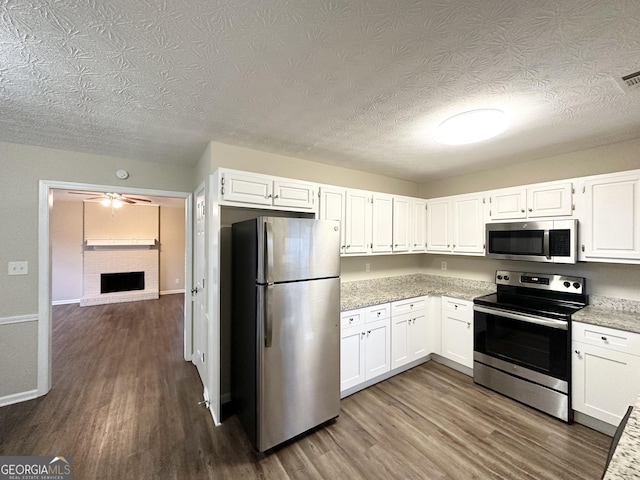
[543,230,551,259]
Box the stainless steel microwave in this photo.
[485,219,578,263]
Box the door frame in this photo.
[38,180,193,397]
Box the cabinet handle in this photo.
[601,336,608,341]
[367,330,371,336]
[467,322,471,327]
[521,209,525,213]
[274,194,279,199]
[349,318,354,323]
[346,245,350,249]
[453,244,456,248]
[377,312,381,317]
[454,305,458,309]
[394,244,398,247]
[575,349,581,355]
[447,244,450,248]
[361,332,366,338]
[221,186,225,195]
[528,208,532,212]
[581,245,585,252]
[410,304,413,308]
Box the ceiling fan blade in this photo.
[121,198,136,204]
[124,196,152,203]
[85,197,105,201]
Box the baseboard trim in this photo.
[0,389,39,407]
[0,314,39,326]
[52,299,81,306]
[431,354,474,377]
[160,289,185,295]
[573,411,616,436]
[220,392,231,405]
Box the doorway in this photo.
[38,180,193,397]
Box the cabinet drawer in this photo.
[365,303,390,322]
[341,308,364,329]
[573,321,640,356]
[441,296,472,314]
[391,296,427,316]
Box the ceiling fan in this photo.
[68,191,152,207]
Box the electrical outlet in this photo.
[440,261,447,271]
[365,263,371,272]
[8,261,28,276]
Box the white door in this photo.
[372,194,393,253]
[453,195,484,254]
[489,187,527,220]
[319,187,346,254]
[409,310,429,360]
[426,199,451,252]
[193,187,207,382]
[527,182,573,217]
[273,180,315,210]
[392,197,411,252]
[344,189,371,254]
[340,325,366,391]
[411,199,427,252]
[364,320,391,380]
[221,171,272,206]
[391,313,411,369]
[582,173,640,260]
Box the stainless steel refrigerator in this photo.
[231,216,341,452]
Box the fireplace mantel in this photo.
[85,238,156,247]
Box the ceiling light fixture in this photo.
[435,108,510,145]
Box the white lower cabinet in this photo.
[441,296,474,369]
[340,305,391,393]
[391,297,428,369]
[572,321,640,426]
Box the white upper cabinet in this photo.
[489,187,527,220]
[410,198,427,252]
[219,169,315,211]
[580,172,640,261]
[452,195,484,254]
[372,194,393,254]
[486,181,574,221]
[392,196,411,252]
[426,198,451,253]
[344,189,372,255]
[319,187,346,254]
[426,194,484,255]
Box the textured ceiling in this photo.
[1,0,640,182]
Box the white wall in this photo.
[0,141,193,399]
[160,206,186,293]
[51,201,83,303]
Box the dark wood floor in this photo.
[0,295,611,479]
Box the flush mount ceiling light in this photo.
[435,109,510,145]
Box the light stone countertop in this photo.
[603,395,640,480]
[340,274,495,311]
[572,295,640,335]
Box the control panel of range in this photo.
[495,270,585,294]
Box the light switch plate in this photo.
[8,261,28,275]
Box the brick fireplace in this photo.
[81,246,159,306]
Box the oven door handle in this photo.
[473,305,568,330]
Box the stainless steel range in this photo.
[473,270,588,422]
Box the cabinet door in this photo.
[582,173,640,260]
[441,309,473,369]
[344,190,371,254]
[364,319,391,380]
[320,187,346,254]
[411,199,427,252]
[489,187,527,220]
[392,196,411,252]
[340,325,366,391]
[273,180,315,210]
[391,312,411,369]
[221,171,272,205]
[409,310,429,360]
[426,199,451,252]
[452,195,484,254]
[372,194,393,254]
[572,341,640,426]
[527,182,573,217]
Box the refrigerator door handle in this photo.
[265,219,274,284]
[265,285,273,348]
